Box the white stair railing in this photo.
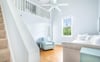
[26,0,50,19]
[13,0,26,11]
[14,0,50,19]
[0,0,40,62]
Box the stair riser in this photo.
[0,39,8,49]
[0,13,2,17]
[0,18,3,23]
[0,24,4,30]
[0,31,6,38]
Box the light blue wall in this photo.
[98,0,100,32]
[53,0,98,43]
[20,0,99,44]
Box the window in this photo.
[62,16,72,36]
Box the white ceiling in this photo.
[38,0,67,4]
[38,0,50,3]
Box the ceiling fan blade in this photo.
[55,6,61,12]
[58,3,69,6]
[48,7,54,12]
[41,4,52,6]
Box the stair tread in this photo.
[0,39,7,41]
[0,48,9,52]
[0,23,4,30]
[0,17,3,23]
[0,30,5,32]
[0,39,8,49]
[0,30,5,33]
[0,13,2,16]
[0,18,3,20]
[0,38,7,41]
[0,23,4,25]
[0,30,6,38]
[0,48,10,62]
[0,38,7,40]
[0,16,2,18]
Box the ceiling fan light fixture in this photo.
[40,0,69,12]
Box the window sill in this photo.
[62,35,72,37]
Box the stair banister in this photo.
[0,0,40,62]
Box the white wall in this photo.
[20,11,50,41]
[99,0,100,16]
[28,23,49,41]
[53,0,98,43]
[18,0,98,44]
[98,0,100,32]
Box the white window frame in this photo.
[61,16,73,37]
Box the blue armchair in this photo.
[37,37,55,50]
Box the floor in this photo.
[40,45,63,62]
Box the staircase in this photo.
[0,7,10,62]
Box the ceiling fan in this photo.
[40,0,69,12]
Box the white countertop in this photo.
[63,40,100,49]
